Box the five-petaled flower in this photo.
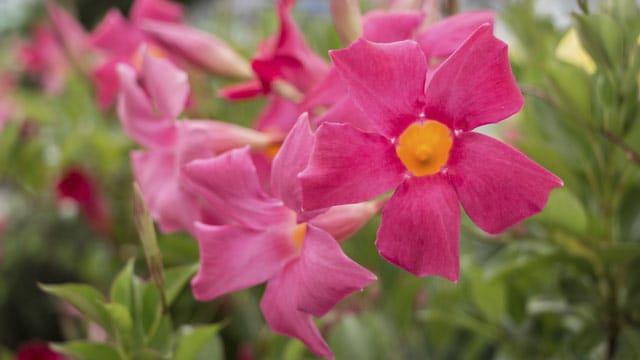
[299,25,563,281]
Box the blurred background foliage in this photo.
[0,0,639,359]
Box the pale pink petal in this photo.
[46,2,87,56]
[141,21,252,79]
[116,63,176,148]
[253,95,300,134]
[447,132,563,234]
[309,199,385,242]
[271,113,313,213]
[300,123,405,210]
[362,10,425,43]
[132,150,200,233]
[296,224,376,316]
[417,10,494,61]
[176,120,274,165]
[376,175,460,281]
[191,222,296,300]
[329,39,427,138]
[130,0,183,24]
[141,53,189,119]
[423,25,523,131]
[181,147,290,229]
[261,266,334,359]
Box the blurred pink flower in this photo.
[19,24,67,94]
[219,0,330,100]
[117,53,277,233]
[89,0,183,108]
[182,117,379,358]
[15,342,67,360]
[300,26,563,281]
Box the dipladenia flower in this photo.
[117,52,277,233]
[90,0,183,108]
[56,167,111,234]
[219,0,329,100]
[300,25,563,280]
[182,114,380,359]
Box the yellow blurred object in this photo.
[555,28,596,74]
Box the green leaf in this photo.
[574,14,624,69]
[105,303,134,350]
[110,259,136,308]
[164,264,198,307]
[174,324,225,360]
[133,183,167,312]
[39,283,112,333]
[52,341,123,360]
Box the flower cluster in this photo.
[33,0,562,358]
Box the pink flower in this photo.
[182,116,378,358]
[56,167,111,234]
[219,0,330,100]
[89,0,183,108]
[117,53,277,233]
[300,26,563,281]
[15,342,67,360]
[19,24,67,94]
[46,1,88,61]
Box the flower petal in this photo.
[116,63,176,148]
[271,113,313,213]
[181,147,289,229]
[141,52,189,119]
[447,132,563,234]
[132,150,200,233]
[309,199,385,242]
[296,225,376,317]
[313,97,376,133]
[417,10,494,61]
[191,222,295,300]
[362,10,425,43]
[329,39,427,138]
[300,122,405,210]
[376,175,460,281]
[423,24,523,131]
[261,266,334,359]
[253,95,300,134]
[129,0,183,24]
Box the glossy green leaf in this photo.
[39,283,112,333]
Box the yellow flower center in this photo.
[396,120,453,177]
[291,223,307,250]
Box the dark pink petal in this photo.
[330,39,427,138]
[132,150,201,233]
[116,64,176,148]
[218,80,265,100]
[130,0,183,24]
[300,123,405,210]
[376,175,460,281]
[308,199,385,242]
[362,10,425,43]
[271,113,313,213]
[181,147,289,229]
[261,266,334,359]
[95,58,127,109]
[191,222,296,300]
[417,10,494,61]
[253,95,300,134]
[447,132,563,234]
[423,24,523,131]
[141,53,188,119]
[296,225,376,316]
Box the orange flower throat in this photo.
[396,121,453,177]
